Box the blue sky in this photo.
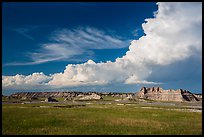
[2,2,202,95]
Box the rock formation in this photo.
[135,87,201,102]
[193,94,202,100]
[78,93,102,100]
[45,97,58,102]
[8,89,201,102]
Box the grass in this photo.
[2,102,202,135]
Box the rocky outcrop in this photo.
[45,97,58,102]
[64,97,73,101]
[8,89,200,102]
[78,93,102,100]
[9,91,133,100]
[9,91,84,99]
[193,94,202,101]
[135,87,201,102]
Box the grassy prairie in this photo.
[2,103,202,135]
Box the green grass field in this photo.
[2,102,202,135]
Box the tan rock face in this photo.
[135,87,200,102]
[194,94,202,100]
[79,93,102,100]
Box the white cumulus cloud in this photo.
[2,72,52,86]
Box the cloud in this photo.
[12,26,38,40]
[6,27,129,66]
[50,27,129,50]
[2,2,202,91]
[124,75,163,85]
[128,2,201,66]
[2,72,52,87]
[48,60,127,86]
[132,28,140,37]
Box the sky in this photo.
[2,2,202,95]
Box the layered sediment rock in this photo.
[10,91,84,99]
[9,91,104,101]
[194,94,202,100]
[78,93,102,100]
[135,87,201,102]
[8,88,201,102]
